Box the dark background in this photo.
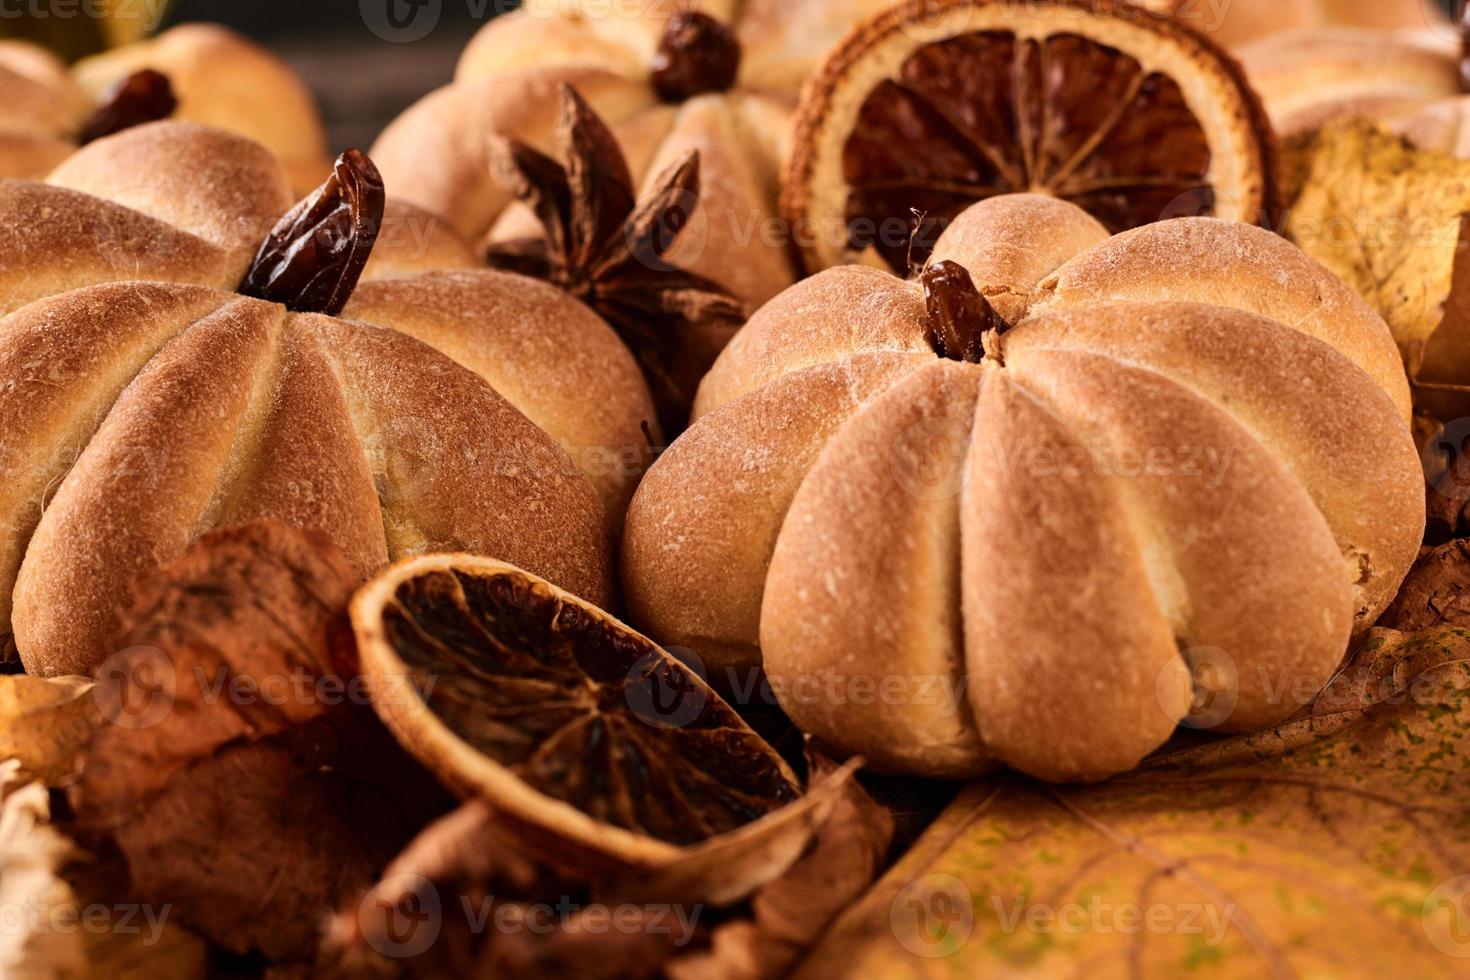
[162,0,1463,151]
[167,0,516,150]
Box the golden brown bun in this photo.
[0,122,663,677]
[0,42,88,132]
[1030,215,1414,420]
[361,199,480,282]
[5,283,611,678]
[1237,27,1459,136]
[73,23,329,193]
[0,44,88,179]
[623,194,1423,782]
[372,68,655,245]
[0,123,292,316]
[344,270,658,521]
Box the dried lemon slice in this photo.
[351,554,814,885]
[783,0,1281,272]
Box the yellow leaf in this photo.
[0,676,93,787]
[797,626,1470,978]
[1286,121,1470,417]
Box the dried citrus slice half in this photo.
[783,0,1281,272]
[350,554,810,883]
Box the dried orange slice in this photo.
[350,555,820,887]
[783,0,1281,272]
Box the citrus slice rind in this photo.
[782,0,1280,273]
[350,554,805,877]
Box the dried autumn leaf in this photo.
[1422,417,1470,541]
[1381,539,1470,630]
[0,760,207,980]
[319,755,884,979]
[665,755,894,980]
[797,625,1470,978]
[1286,120,1470,416]
[67,521,450,961]
[0,676,93,786]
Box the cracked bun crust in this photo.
[622,194,1424,782]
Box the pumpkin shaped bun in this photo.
[371,0,895,311]
[0,24,328,190]
[622,194,1424,783]
[1236,27,1460,139]
[0,41,91,178]
[0,122,660,678]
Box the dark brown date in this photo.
[650,12,741,103]
[921,260,1008,364]
[77,69,177,145]
[239,149,386,316]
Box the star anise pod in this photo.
[486,85,748,432]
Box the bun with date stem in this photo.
[0,24,328,191]
[0,121,674,677]
[622,194,1424,783]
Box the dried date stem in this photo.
[77,69,177,145]
[651,11,742,103]
[239,149,386,316]
[921,260,1009,364]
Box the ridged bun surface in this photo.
[623,194,1424,782]
[0,122,663,676]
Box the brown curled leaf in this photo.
[66,521,449,961]
[77,69,178,145]
[666,754,894,980]
[239,149,387,316]
[317,754,883,979]
[1380,538,1470,631]
[0,761,209,979]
